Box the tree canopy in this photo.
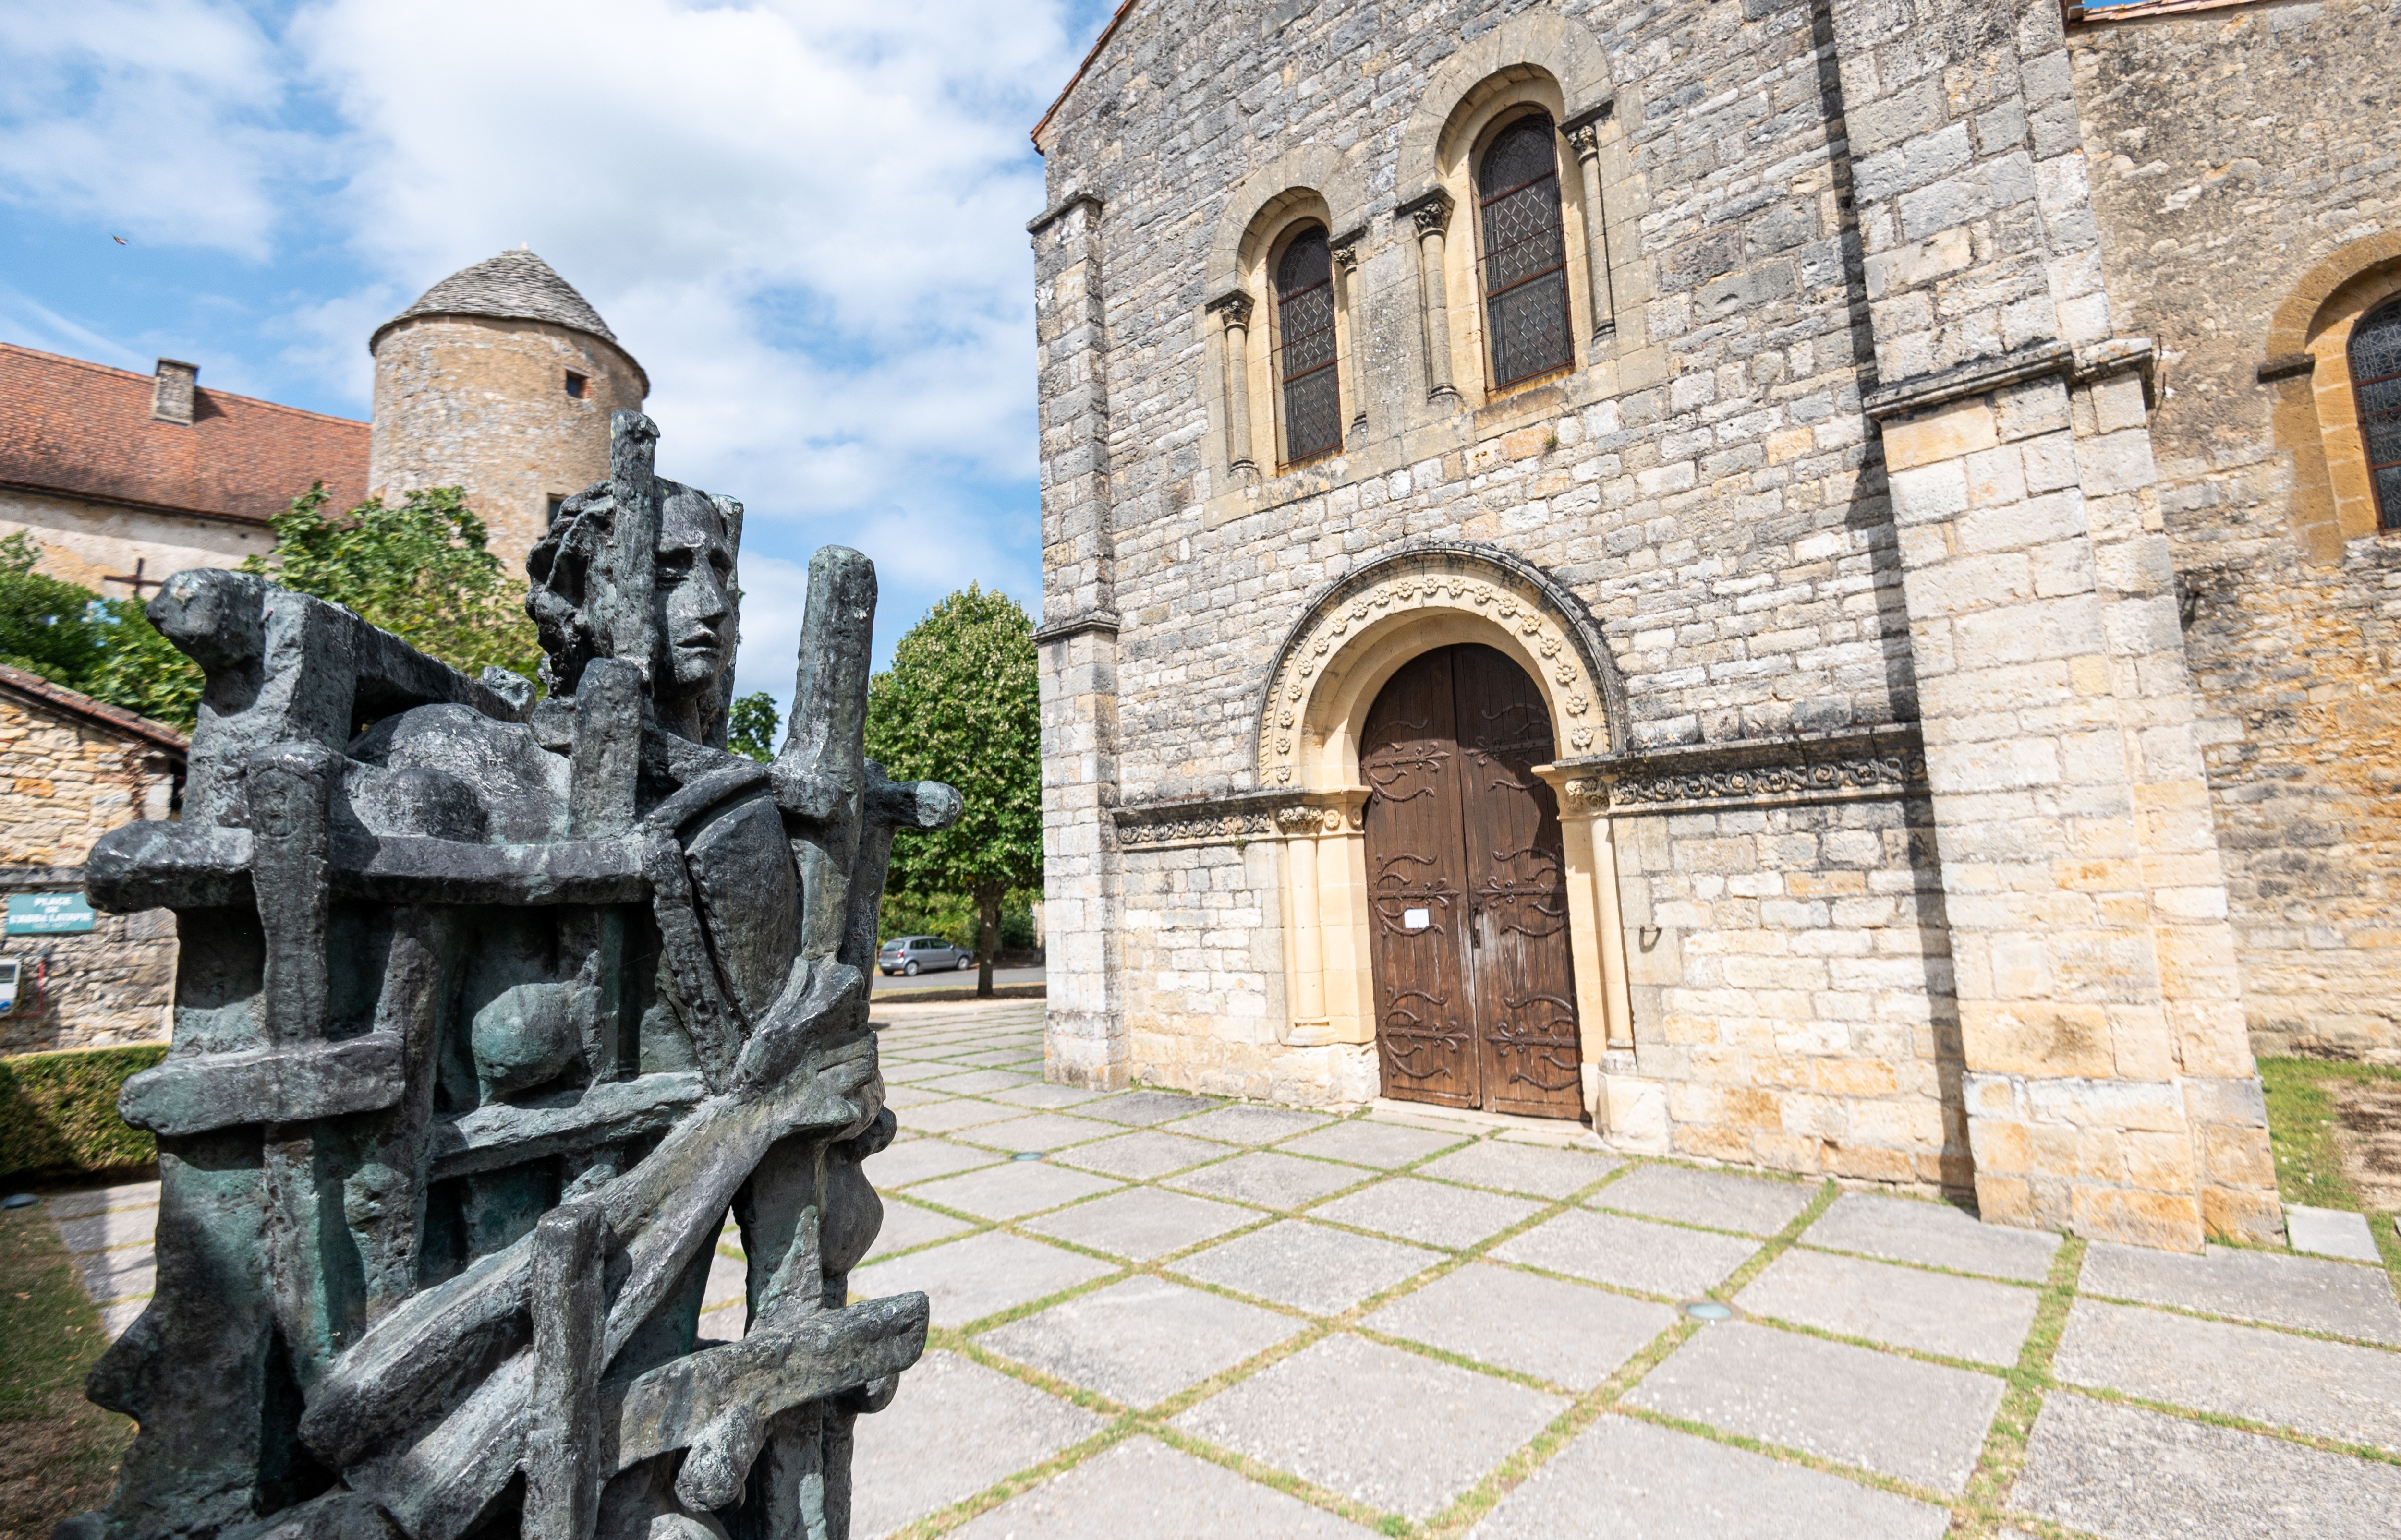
[864,584,1041,995]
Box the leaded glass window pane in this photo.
[2354,299,2401,531]
[1277,226,1342,464]
[1479,115,1573,388]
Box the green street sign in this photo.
[8,892,97,935]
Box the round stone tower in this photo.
[368,247,648,575]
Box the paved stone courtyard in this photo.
[41,998,2401,1537]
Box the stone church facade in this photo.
[1029,0,2401,1251]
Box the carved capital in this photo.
[1560,101,1614,162]
[1400,189,1454,240]
[1273,804,1324,832]
[1205,289,1254,330]
[1558,777,1607,815]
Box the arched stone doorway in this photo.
[1360,643,1581,1117]
[1251,542,1636,1122]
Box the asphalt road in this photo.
[871,964,1046,996]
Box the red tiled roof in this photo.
[0,342,368,527]
[0,662,188,759]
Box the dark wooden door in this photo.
[1360,645,1582,1119]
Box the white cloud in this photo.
[2,0,1094,692]
[0,0,314,257]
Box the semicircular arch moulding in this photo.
[1206,144,1372,298]
[1253,541,1629,790]
[1394,10,1618,201]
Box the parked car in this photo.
[878,935,973,975]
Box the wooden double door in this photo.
[1359,644,1583,1119]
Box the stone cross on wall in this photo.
[67,411,958,1540]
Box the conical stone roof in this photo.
[373,247,622,350]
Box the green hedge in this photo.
[0,1044,166,1180]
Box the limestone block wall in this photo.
[368,316,645,576]
[2072,0,2401,1064]
[0,486,265,597]
[1610,789,1964,1190]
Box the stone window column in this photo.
[1400,190,1458,403]
[1535,770,1639,1128]
[1330,227,1368,443]
[1560,105,1618,341]
[1207,289,1258,474]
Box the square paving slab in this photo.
[2052,1297,2401,1451]
[1593,1164,1819,1237]
[919,1068,1039,1095]
[1278,1119,1465,1169]
[1173,1219,1442,1315]
[1081,1090,1219,1125]
[949,1112,1116,1153]
[2081,1239,2401,1344]
[1165,1151,1370,1210]
[903,1160,1120,1221]
[1309,1176,1545,1251]
[1172,1104,1334,1144]
[1362,1263,1678,1389]
[1417,1140,1622,1199]
[1492,1209,1759,1298]
[2286,1204,2384,1263]
[948,1435,1375,1539]
[2011,1391,2401,1540]
[54,1209,158,1254]
[849,1230,1117,1327]
[1798,1191,2060,1282]
[42,1183,158,1221]
[984,1081,1113,1109]
[1464,1415,1952,1540]
[895,1098,1032,1133]
[1054,1130,1232,1180]
[880,1083,955,1109]
[1172,1333,1567,1520]
[976,1276,1304,1408]
[1022,1186,1258,1260]
[849,1350,1109,1540]
[867,1136,1004,1189]
[1626,1320,2004,1493]
[1736,1247,2038,1366]
[865,1199,977,1260]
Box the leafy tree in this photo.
[0,486,540,731]
[728,692,781,762]
[864,584,1041,997]
[249,484,541,683]
[0,532,108,685]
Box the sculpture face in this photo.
[656,490,734,699]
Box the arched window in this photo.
[1478,114,1573,388]
[1276,225,1342,464]
[2351,297,2401,530]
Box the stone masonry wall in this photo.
[0,689,178,1054]
[2073,0,2401,1063]
[1,485,266,598]
[368,316,645,577]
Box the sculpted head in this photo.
[528,478,742,742]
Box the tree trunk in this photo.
[976,886,1000,999]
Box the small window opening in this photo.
[564,370,589,399]
[1478,113,1574,389]
[2349,297,2401,531]
[546,494,566,528]
[1275,225,1342,466]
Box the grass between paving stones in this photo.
[2258,1055,2401,1285]
[0,1204,134,1539]
[1952,1233,2084,1537]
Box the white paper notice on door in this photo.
[1402,907,1431,930]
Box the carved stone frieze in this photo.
[1551,727,1928,814]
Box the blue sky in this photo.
[0,0,1117,713]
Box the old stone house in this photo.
[1029,0,2401,1252]
[0,664,185,1055]
[0,246,643,599]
